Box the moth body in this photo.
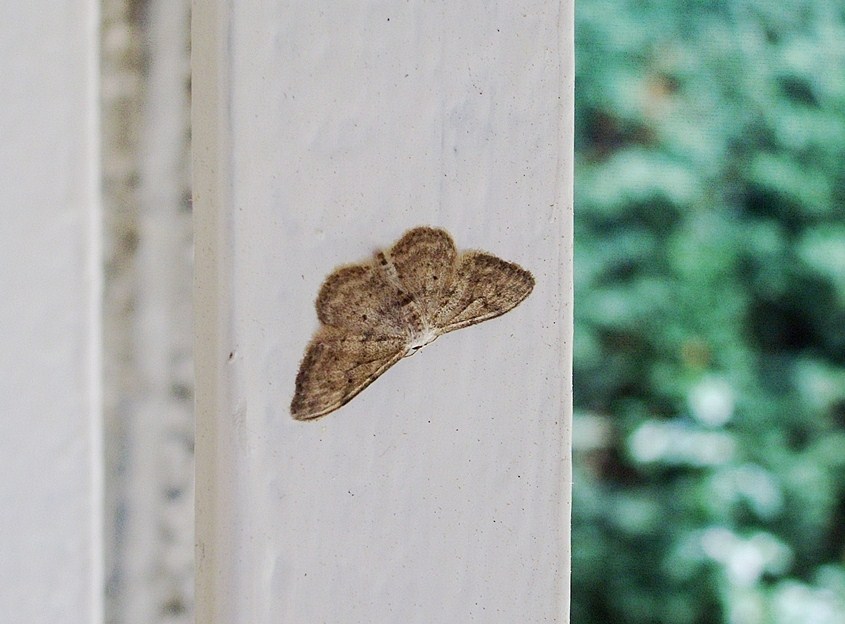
[291,226,534,420]
[405,327,439,356]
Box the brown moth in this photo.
[291,226,534,420]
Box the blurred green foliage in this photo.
[573,1,845,622]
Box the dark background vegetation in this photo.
[573,1,845,622]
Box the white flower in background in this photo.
[689,375,735,427]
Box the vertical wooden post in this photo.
[193,1,573,621]
[0,1,103,622]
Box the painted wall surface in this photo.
[0,1,102,623]
[194,1,573,622]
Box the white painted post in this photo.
[194,1,573,621]
[0,1,102,623]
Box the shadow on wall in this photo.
[102,0,194,623]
